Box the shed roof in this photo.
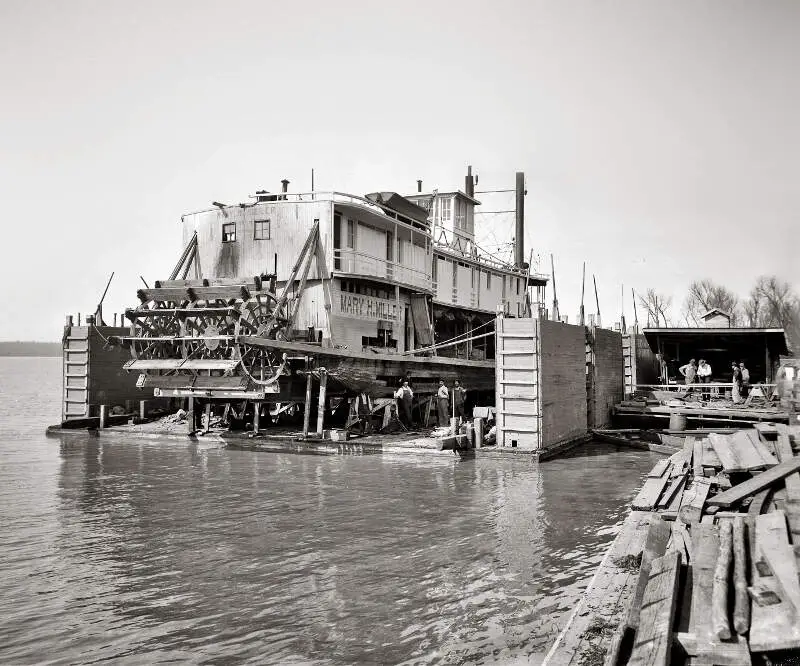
[642,327,789,356]
[700,308,731,319]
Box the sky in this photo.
[0,0,797,340]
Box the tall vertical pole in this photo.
[632,288,639,332]
[550,254,559,322]
[579,262,586,326]
[316,368,328,437]
[593,275,601,328]
[186,396,195,436]
[621,283,626,332]
[302,361,313,438]
[515,172,525,267]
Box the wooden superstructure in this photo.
[115,169,548,406]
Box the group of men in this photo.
[678,358,751,402]
[393,378,468,428]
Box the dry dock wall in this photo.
[540,320,588,447]
[63,325,147,422]
[588,327,624,429]
[495,318,625,450]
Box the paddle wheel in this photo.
[120,278,292,398]
[117,220,322,401]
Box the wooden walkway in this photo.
[545,424,800,665]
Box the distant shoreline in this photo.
[0,342,62,357]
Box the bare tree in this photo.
[638,288,672,327]
[744,276,800,352]
[683,279,741,326]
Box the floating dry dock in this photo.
[545,423,800,665]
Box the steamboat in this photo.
[112,167,548,421]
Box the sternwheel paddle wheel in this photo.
[119,278,291,399]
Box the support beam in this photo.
[186,396,195,436]
[316,369,328,437]
[302,371,313,438]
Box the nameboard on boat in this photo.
[336,293,400,321]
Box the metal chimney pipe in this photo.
[465,165,474,198]
[417,179,422,192]
[515,172,525,267]
[281,179,290,193]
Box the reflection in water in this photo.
[0,358,661,664]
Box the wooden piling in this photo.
[204,402,212,434]
[302,371,313,439]
[139,400,146,420]
[99,404,107,429]
[253,402,260,434]
[474,417,484,448]
[186,396,195,435]
[316,369,327,437]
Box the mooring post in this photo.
[302,372,313,438]
[253,402,260,435]
[204,402,212,434]
[316,368,328,437]
[139,400,146,420]
[99,405,107,429]
[186,396,195,435]
[474,417,484,448]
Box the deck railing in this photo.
[333,249,431,290]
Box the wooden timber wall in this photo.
[587,327,623,428]
[540,320,587,448]
[622,332,661,396]
[62,325,145,422]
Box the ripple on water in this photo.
[0,357,662,664]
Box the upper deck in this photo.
[179,186,547,318]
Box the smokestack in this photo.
[281,179,290,193]
[515,171,525,267]
[417,179,422,193]
[465,165,474,198]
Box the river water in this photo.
[0,357,660,665]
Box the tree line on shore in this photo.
[0,341,62,357]
[637,275,800,352]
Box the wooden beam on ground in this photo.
[690,524,751,665]
[712,521,733,640]
[657,475,687,511]
[693,437,704,478]
[749,510,800,651]
[774,425,800,550]
[707,456,800,507]
[627,518,672,629]
[649,458,671,478]
[632,474,671,511]
[732,518,750,635]
[679,478,712,525]
[628,551,681,666]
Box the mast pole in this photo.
[579,262,586,326]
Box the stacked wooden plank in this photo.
[605,424,800,665]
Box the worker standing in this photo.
[395,381,414,428]
[453,380,468,423]
[436,379,450,427]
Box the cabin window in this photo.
[455,199,467,230]
[346,219,355,248]
[397,240,404,264]
[440,198,452,223]
[486,272,492,289]
[516,278,520,295]
[222,222,236,243]
[254,219,270,240]
[386,232,393,261]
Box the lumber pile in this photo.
[606,424,800,665]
